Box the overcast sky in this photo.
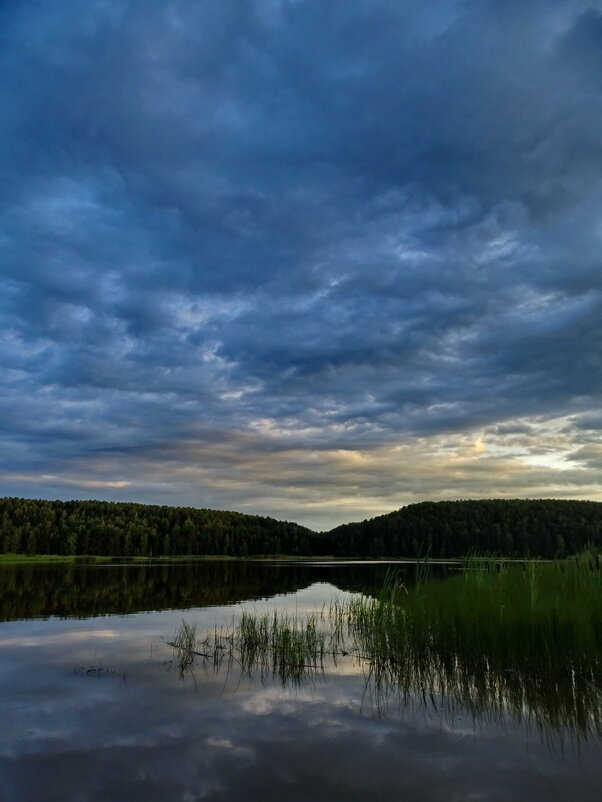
[1,0,601,530]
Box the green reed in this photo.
[237,610,328,681]
[170,609,330,684]
[170,619,198,676]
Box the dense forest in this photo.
[0,497,314,557]
[1,497,601,559]
[323,499,602,558]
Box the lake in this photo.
[0,559,601,802]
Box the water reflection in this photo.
[0,563,601,801]
[0,559,442,621]
[169,607,602,752]
[2,606,601,802]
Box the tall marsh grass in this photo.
[341,554,602,674]
[335,554,602,740]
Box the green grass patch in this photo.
[0,553,83,563]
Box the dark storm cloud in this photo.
[1,0,601,525]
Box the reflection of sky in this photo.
[1,585,601,801]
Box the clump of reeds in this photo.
[169,609,332,685]
[172,619,197,653]
[236,610,329,681]
[170,619,199,677]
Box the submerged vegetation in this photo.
[171,555,602,744]
[1,496,602,558]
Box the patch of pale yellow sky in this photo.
[3,414,600,531]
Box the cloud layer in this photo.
[1,0,601,528]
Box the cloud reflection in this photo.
[0,590,601,800]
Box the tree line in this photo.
[324,499,602,558]
[0,497,314,557]
[1,496,601,559]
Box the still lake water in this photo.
[0,559,601,802]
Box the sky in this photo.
[1,0,602,531]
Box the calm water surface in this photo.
[0,560,600,802]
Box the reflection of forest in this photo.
[0,560,443,621]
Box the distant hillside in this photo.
[0,497,315,558]
[1,497,601,558]
[322,499,602,558]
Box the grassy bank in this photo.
[0,553,269,564]
[0,553,85,563]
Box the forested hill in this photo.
[322,499,602,558]
[0,497,314,558]
[1,497,601,558]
